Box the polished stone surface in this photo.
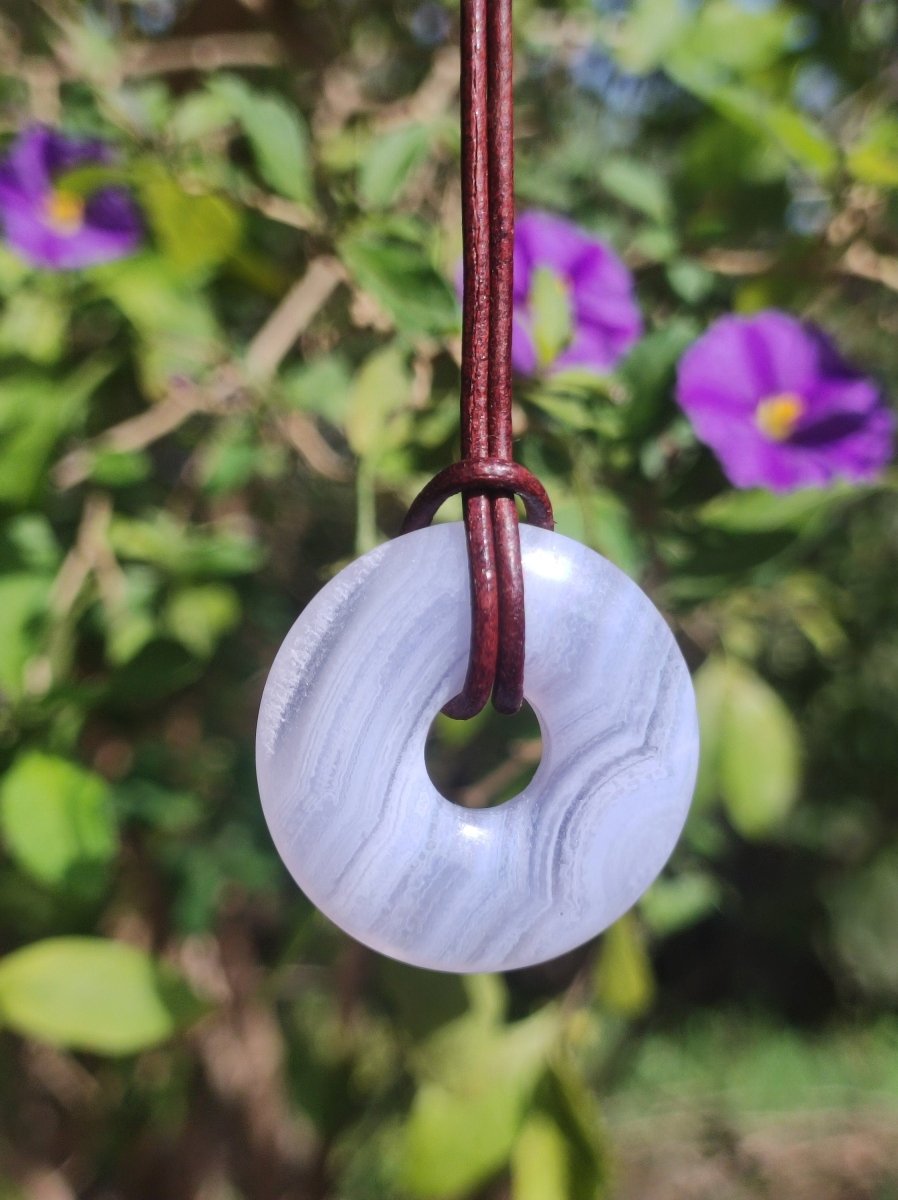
[256,523,699,973]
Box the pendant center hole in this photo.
[425,703,543,809]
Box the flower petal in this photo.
[677,311,820,419]
[514,211,593,279]
[2,204,141,271]
[555,318,629,374]
[678,310,894,492]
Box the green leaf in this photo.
[696,486,852,533]
[0,753,117,890]
[359,124,433,209]
[88,448,153,487]
[600,157,672,223]
[640,872,721,936]
[666,259,716,304]
[164,584,241,658]
[550,483,644,578]
[682,0,796,73]
[136,170,243,276]
[340,219,459,336]
[524,1060,610,1200]
[0,573,49,698]
[0,938,202,1055]
[615,319,699,439]
[0,514,61,573]
[281,354,353,425]
[115,779,205,837]
[212,74,315,207]
[109,512,262,577]
[345,343,412,459]
[530,267,574,368]
[692,655,731,809]
[594,912,655,1017]
[0,360,111,506]
[829,848,898,999]
[511,1059,611,1200]
[612,0,797,76]
[511,1113,569,1200]
[170,91,232,143]
[96,255,221,394]
[668,64,837,177]
[376,960,469,1041]
[0,291,68,364]
[196,424,264,496]
[399,980,559,1198]
[846,114,898,188]
[694,656,802,839]
[610,0,690,74]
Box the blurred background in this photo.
[1,0,898,1197]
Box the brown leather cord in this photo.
[401,0,554,720]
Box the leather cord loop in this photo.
[401,461,554,536]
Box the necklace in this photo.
[256,0,699,973]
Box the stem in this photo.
[355,459,378,555]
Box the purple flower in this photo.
[512,211,642,375]
[0,126,142,270]
[676,311,894,492]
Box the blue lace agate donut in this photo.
[256,523,699,973]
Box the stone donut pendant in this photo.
[256,523,699,974]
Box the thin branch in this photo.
[277,412,351,482]
[53,258,345,491]
[120,32,283,78]
[240,188,320,233]
[9,32,285,87]
[372,46,461,132]
[245,257,344,380]
[839,240,898,293]
[455,738,542,809]
[314,45,459,139]
[697,248,777,276]
[52,380,212,491]
[50,492,121,617]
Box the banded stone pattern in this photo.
[256,523,699,974]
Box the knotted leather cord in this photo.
[402,0,554,720]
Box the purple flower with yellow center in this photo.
[676,311,894,492]
[0,126,142,270]
[512,211,643,375]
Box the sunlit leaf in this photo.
[164,584,241,658]
[594,912,655,1017]
[696,487,850,533]
[212,74,315,207]
[399,979,559,1198]
[0,360,111,506]
[600,157,672,223]
[345,342,412,460]
[0,753,117,890]
[531,267,574,368]
[0,938,202,1055]
[0,291,67,364]
[511,1113,568,1200]
[847,114,898,188]
[0,574,49,699]
[694,656,802,839]
[96,255,221,394]
[640,871,721,936]
[359,124,434,209]
[137,170,243,276]
[340,219,459,336]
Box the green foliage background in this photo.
[1,0,898,1196]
